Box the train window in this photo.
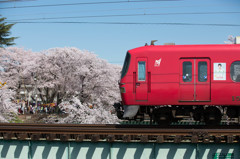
[138,61,146,81]
[230,61,240,82]
[121,52,131,79]
[182,62,192,82]
[198,62,207,82]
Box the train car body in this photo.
[117,41,240,125]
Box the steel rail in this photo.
[0,123,240,143]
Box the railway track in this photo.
[0,123,240,143]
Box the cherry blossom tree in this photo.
[0,78,18,122]
[0,47,41,91]
[0,47,121,123]
[45,97,120,124]
[34,47,121,108]
[0,47,40,122]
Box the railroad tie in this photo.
[191,135,198,143]
[174,135,182,143]
[106,135,115,142]
[75,135,85,142]
[91,134,100,142]
[31,133,40,141]
[122,135,131,142]
[140,135,148,142]
[156,135,164,143]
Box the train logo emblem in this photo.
[154,58,162,67]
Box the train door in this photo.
[135,58,148,101]
[195,59,211,101]
[179,58,210,101]
[180,59,195,101]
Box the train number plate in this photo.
[232,96,240,101]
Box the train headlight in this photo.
[120,87,126,93]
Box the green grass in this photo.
[9,115,23,123]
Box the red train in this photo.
[115,39,240,125]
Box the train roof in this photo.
[128,44,240,54]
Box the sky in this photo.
[0,0,240,65]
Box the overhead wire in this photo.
[2,1,240,27]
[0,0,36,3]
[7,21,240,27]
[6,11,240,22]
[4,4,235,17]
[0,0,179,9]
